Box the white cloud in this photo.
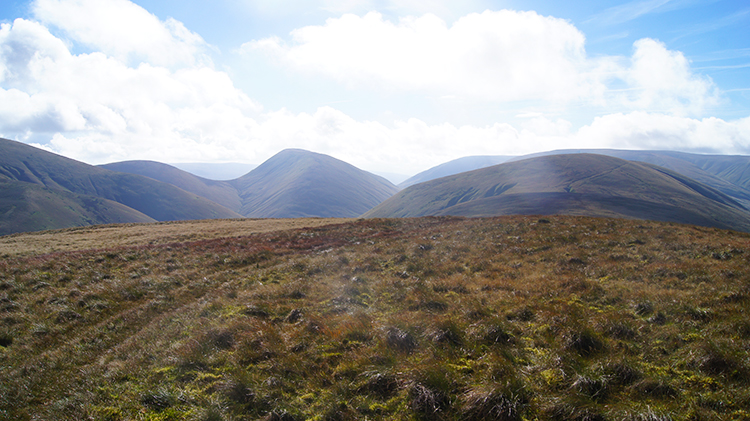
[0,15,744,174]
[618,38,718,116]
[43,107,750,176]
[246,10,719,116]
[320,0,490,19]
[0,17,262,163]
[280,109,750,171]
[0,19,85,131]
[577,112,750,153]
[248,10,596,103]
[521,116,573,137]
[245,109,750,174]
[1,2,746,178]
[246,0,488,20]
[0,18,69,87]
[242,106,526,173]
[31,0,209,67]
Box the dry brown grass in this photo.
[0,218,353,256]
[2,215,749,420]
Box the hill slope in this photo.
[364,153,750,232]
[631,151,750,201]
[399,155,513,188]
[232,149,399,218]
[99,160,242,212]
[0,179,155,235]
[513,149,750,208]
[1,140,398,233]
[0,138,242,233]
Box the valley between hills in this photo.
[3,138,750,419]
[4,137,750,236]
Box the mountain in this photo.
[675,153,750,189]
[399,155,513,189]
[232,149,399,218]
[512,149,750,208]
[633,151,750,197]
[364,153,750,232]
[1,140,398,234]
[0,138,242,234]
[101,150,400,219]
[169,162,257,181]
[99,161,242,212]
[0,178,155,235]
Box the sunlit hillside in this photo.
[365,154,750,233]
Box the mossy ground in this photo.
[1,216,749,420]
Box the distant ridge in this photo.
[399,155,513,188]
[364,153,750,232]
[0,138,241,235]
[9,137,750,235]
[513,149,750,208]
[101,149,400,219]
[100,161,242,212]
[0,140,400,234]
[233,149,399,218]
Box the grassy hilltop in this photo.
[1,216,750,420]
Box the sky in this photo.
[1,0,749,177]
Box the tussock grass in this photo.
[1,215,749,420]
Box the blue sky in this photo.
[1,0,749,176]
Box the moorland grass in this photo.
[0,216,749,420]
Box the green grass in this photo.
[1,216,749,420]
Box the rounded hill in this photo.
[233,149,398,218]
[364,153,750,232]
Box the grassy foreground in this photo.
[1,216,749,420]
